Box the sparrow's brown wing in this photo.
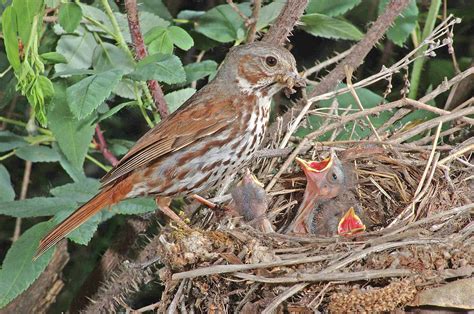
[100,89,239,187]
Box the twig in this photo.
[262,283,307,313]
[438,143,474,166]
[246,0,261,43]
[167,279,186,314]
[390,106,474,143]
[12,160,32,242]
[172,253,333,280]
[124,0,169,118]
[95,125,119,166]
[263,0,410,144]
[227,0,250,22]
[262,0,308,45]
[236,268,412,284]
[303,47,353,78]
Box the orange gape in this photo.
[35,41,304,259]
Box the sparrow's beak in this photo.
[337,207,366,236]
[279,70,305,94]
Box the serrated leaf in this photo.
[67,69,124,119]
[165,88,196,113]
[111,198,156,215]
[11,0,44,44]
[129,54,186,84]
[48,83,95,170]
[0,197,77,218]
[115,11,170,43]
[145,26,174,55]
[0,165,15,202]
[92,42,134,73]
[184,60,218,83]
[0,222,55,309]
[306,0,362,16]
[300,13,363,40]
[54,27,97,75]
[379,0,418,46]
[196,3,251,43]
[58,2,82,33]
[0,131,28,153]
[40,52,67,64]
[168,26,194,50]
[15,145,60,163]
[50,178,100,203]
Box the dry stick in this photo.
[303,48,353,79]
[172,253,334,280]
[124,0,169,118]
[390,106,474,144]
[389,123,443,226]
[262,0,308,45]
[237,268,412,284]
[12,160,32,242]
[263,0,410,145]
[227,0,250,22]
[246,0,261,43]
[438,143,474,166]
[345,65,381,141]
[262,283,307,314]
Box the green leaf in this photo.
[45,0,60,8]
[137,0,172,20]
[0,165,15,202]
[15,145,61,163]
[0,197,77,218]
[98,101,136,122]
[40,52,67,64]
[0,222,55,309]
[379,0,418,46]
[195,3,251,43]
[168,26,194,50]
[177,10,205,20]
[54,27,97,75]
[129,54,186,84]
[145,26,174,55]
[0,131,28,153]
[1,7,21,71]
[184,60,218,83]
[67,69,124,119]
[11,0,44,44]
[48,83,95,170]
[306,0,362,16]
[300,14,363,40]
[112,198,156,215]
[256,0,285,30]
[115,11,170,43]
[56,146,87,182]
[92,42,134,73]
[50,178,99,203]
[165,88,196,113]
[58,2,82,33]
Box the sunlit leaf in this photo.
[301,14,363,40]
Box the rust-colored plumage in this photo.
[35,42,303,258]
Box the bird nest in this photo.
[145,144,472,313]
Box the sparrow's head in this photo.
[217,42,305,96]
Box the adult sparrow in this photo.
[35,42,304,258]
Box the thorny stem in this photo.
[124,0,169,118]
[95,125,119,166]
[246,0,261,43]
[99,0,132,58]
[262,0,308,45]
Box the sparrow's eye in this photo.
[265,56,277,67]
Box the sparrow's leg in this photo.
[155,197,191,230]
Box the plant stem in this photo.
[408,0,442,99]
[85,154,111,172]
[0,116,52,135]
[99,0,133,59]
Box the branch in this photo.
[95,125,119,166]
[264,0,410,141]
[124,0,169,118]
[246,0,262,43]
[262,0,308,45]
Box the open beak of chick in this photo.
[337,207,366,236]
[287,154,342,234]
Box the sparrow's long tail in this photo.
[34,178,133,259]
